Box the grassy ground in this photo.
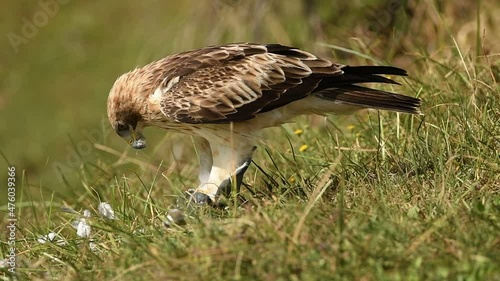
[1,0,499,280]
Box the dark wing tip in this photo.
[342,65,408,76]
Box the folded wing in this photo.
[157,43,420,124]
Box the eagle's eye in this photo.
[116,123,129,136]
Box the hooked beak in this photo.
[128,130,147,149]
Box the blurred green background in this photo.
[0,0,498,206]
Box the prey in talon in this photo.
[107,43,422,205]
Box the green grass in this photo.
[1,1,499,280]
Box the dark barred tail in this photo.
[316,85,422,114]
[314,65,422,115]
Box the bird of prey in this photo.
[107,43,421,204]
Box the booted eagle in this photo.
[107,43,421,204]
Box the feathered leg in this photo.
[190,139,255,204]
[193,136,212,183]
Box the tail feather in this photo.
[328,73,402,86]
[341,65,408,76]
[314,65,421,115]
[316,85,422,115]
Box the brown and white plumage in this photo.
[107,43,421,203]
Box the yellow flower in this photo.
[347,124,355,130]
[299,144,308,152]
[294,129,303,136]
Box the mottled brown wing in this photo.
[159,44,341,123]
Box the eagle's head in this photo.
[107,70,153,150]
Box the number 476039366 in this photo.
[7,167,16,217]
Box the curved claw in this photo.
[186,189,213,205]
[219,151,254,196]
[192,192,212,205]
